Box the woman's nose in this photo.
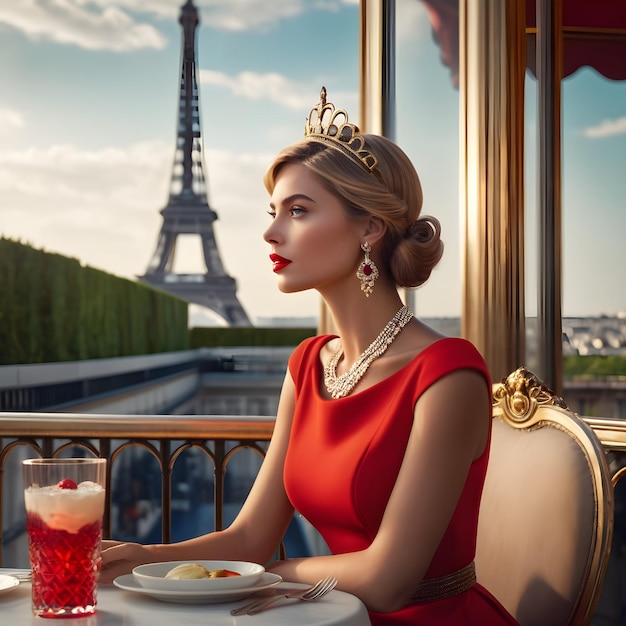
[263,223,280,244]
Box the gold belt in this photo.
[409,561,476,605]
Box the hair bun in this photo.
[408,215,440,243]
[391,215,443,289]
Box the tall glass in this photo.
[23,458,107,618]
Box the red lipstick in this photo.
[270,253,291,272]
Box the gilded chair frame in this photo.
[480,367,614,625]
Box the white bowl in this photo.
[132,560,265,592]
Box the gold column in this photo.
[459,0,526,382]
[359,0,396,137]
[536,0,563,393]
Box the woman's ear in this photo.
[363,216,386,246]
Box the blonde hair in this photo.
[264,135,443,288]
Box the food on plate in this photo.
[164,563,241,580]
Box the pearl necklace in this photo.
[323,305,414,399]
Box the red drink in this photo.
[27,513,102,618]
[23,459,106,618]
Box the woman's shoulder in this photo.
[405,336,490,387]
[421,336,486,361]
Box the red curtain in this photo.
[421,0,626,84]
[527,0,626,80]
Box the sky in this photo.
[0,0,624,326]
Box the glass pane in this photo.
[561,69,626,420]
[524,64,626,393]
[396,0,461,329]
[562,69,626,340]
[523,68,539,373]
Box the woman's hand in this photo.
[99,541,157,584]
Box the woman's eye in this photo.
[267,206,304,219]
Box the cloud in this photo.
[0,107,25,133]
[195,0,304,31]
[193,0,355,32]
[584,116,626,139]
[81,0,308,24]
[198,70,313,111]
[0,141,171,202]
[0,1,167,51]
[199,70,358,115]
[0,139,316,321]
[0,141,172,270]
[396,0,431,44]
[0,0,357,50]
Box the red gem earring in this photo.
[356,241,379,297]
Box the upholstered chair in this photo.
[476,367,614,626]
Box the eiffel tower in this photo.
[139,0,251,326]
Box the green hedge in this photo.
[190,326,316,348]
[563,355,626,379]
[0,238,189,365]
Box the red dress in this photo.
[284,335,519,625]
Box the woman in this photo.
[101,88,518,625]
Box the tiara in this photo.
[304,87,380,178]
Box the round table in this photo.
[0,576,371,625]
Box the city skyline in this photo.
[1,0,624,325]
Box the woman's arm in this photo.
[267,368,490,613]
[100,371,298,583]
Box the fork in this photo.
[1,569,32,582]
[230,575,338,616]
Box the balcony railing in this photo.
[0,412,275,566]
[3,411,626,569]
[582,416,626,484]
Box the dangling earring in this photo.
[356,241,379,297]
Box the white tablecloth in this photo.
[0,577,372,625]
